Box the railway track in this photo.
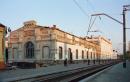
[33,63,117,82]
[11,61,119,82]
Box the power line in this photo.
[73,0,89,17]
[90,16,97,29]
[87,16,97,35]
[88,16,92,30]
[85,0,95,12]
[87,16,92,35]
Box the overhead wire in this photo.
[87,16,97,35]
[90,16,97,29]
[85,0,96,12]
[87,16,92,35]
[73,0,89,17]
[73,0,99,36]
[85,0,97,36]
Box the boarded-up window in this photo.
[76,49,78,59]
[42,46,49,59]
[59,47,63,59]
[82,50,84,59]
[87,51,89,59]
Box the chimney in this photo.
[53,25,56,28]
[23,20,37,26]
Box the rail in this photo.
[11,61,120,82]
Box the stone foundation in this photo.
[11,60,91,68]
[0,61,6,70]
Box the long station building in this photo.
[8,20,112,67]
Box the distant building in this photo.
[112,50,118,59]
[86,36,113,60]
[0,23,6,69]
[8,20,100,68]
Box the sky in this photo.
[0,0,130,53]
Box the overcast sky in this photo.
[0,0,130,53]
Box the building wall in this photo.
[55,41,96,60]
[8,20,100,65]
[0,24,6,69]
[86,36,113,60]
[0,28,4,62]
[112,50,118,59]
[96,36,113,59]
[99,37,113,59]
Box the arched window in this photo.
[76,49,78,59]
[59,46,63,59]
[25,41,34,58]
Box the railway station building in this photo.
[8,20,103,67]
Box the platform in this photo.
[80,61,130,82]
[0,62,97,82]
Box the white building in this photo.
[112,50,118,59]
[8,20,100,67]
[86,36,113,60]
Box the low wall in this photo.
[0,61,5,70]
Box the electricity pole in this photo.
[91,5,130,68]
[122,7,126,68]
[122,5,130,68]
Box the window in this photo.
[94,53,95,59]
[76,49,78,59]
[91,52,92,59]
[68,48,72,60]
[25,41,34,58]
[82,50,84,59]
[59,47,63,59]
[87,51,89,59]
